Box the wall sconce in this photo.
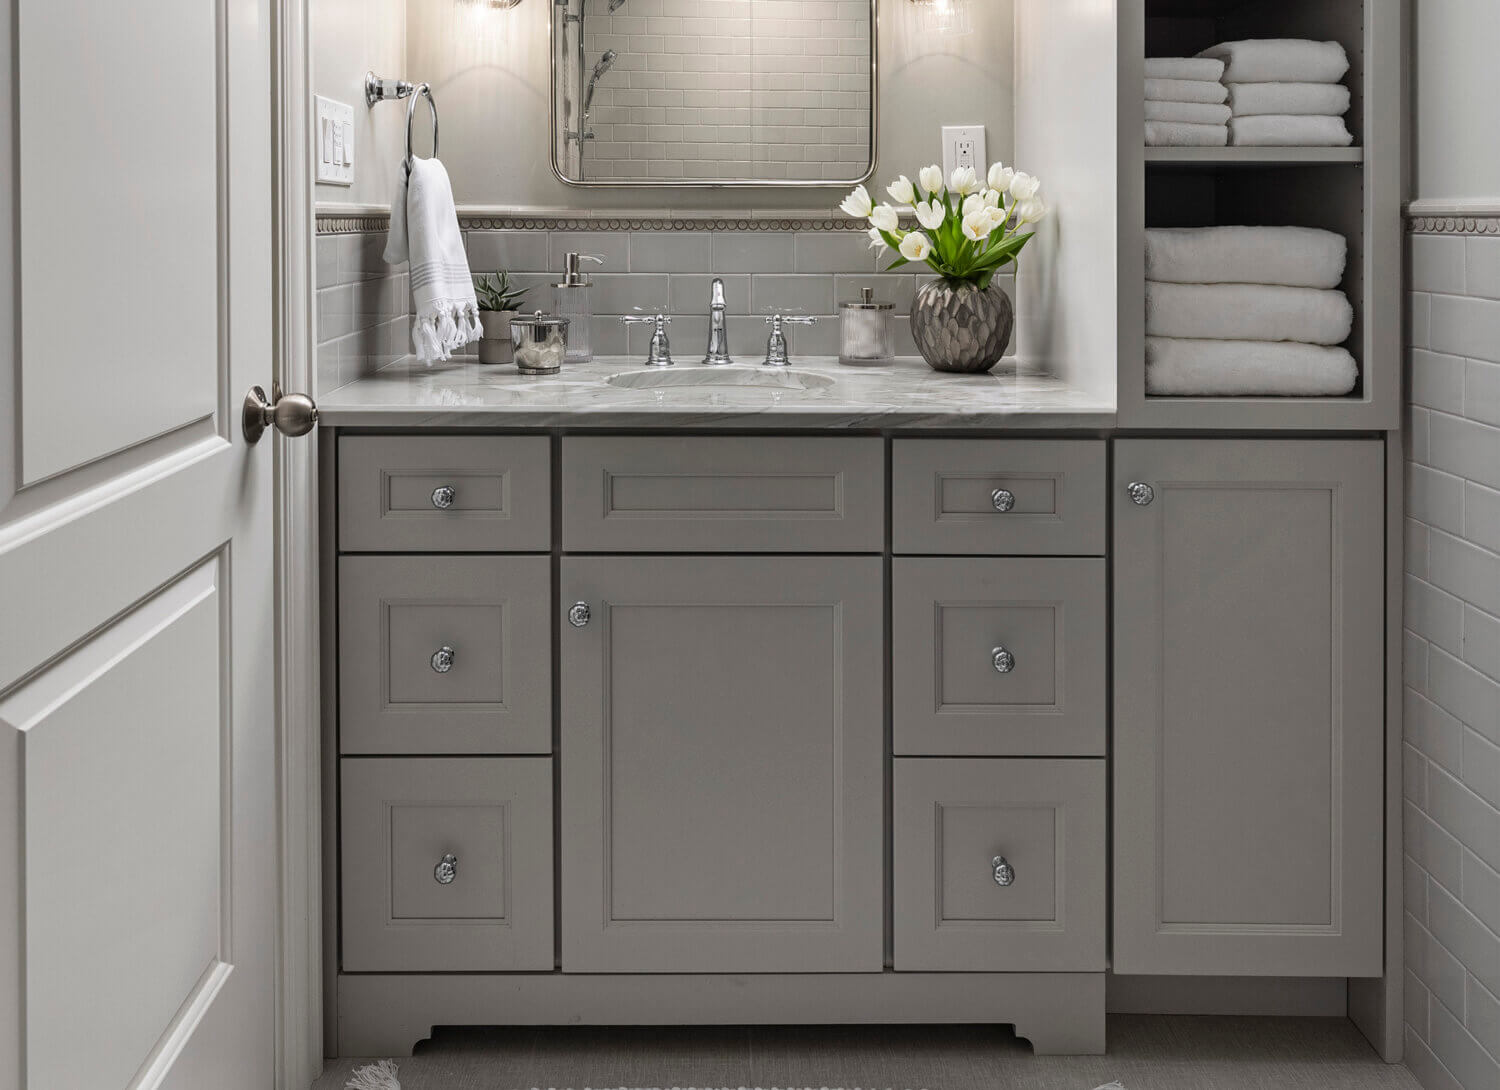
[909,0,972,36]
[462,0,523,8]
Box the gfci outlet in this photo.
[942,125,987,180]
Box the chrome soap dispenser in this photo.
[555,252,604,364]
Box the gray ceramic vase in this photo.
[477,310,517,365]
[909,278,1014,374]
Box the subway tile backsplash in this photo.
[315,231,409,393]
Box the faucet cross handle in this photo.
[620,312,674,367]
[763,313,818,367]
[703,277,733,365]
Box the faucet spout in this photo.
[703,277,732,365]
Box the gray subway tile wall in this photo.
[1403,229,1500,1090]
[314,232,410,392]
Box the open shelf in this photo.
[1145,147,1365,166]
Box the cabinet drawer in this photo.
[892,440,1105,555]
[339,556,551,754]
[341,757,553,972]
[893,558,1105,756]
[893,758,1105,972]
[562,436,884,552]
[339,435,550,552]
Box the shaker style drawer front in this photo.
[341,757,554,972]
[893,758,1106,973]
[339,435,551,553]
[562,436,884,553]
[892,440,1106,556]
[339,556,552,754]
[893,558,1106,756]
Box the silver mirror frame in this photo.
[549,0,878,189]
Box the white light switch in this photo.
[315,95,355,186]
[942,125,987,180]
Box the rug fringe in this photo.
[345,1059,400,1090]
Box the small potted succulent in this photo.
[838,163,1049,373]
[475,271,531,365]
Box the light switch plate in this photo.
[315,95,354,186]
[942,125,986,180]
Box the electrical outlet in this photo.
[315,95,354,186]
[941,125,987,180]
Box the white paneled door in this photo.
[1,0,281,1087]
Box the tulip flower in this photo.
[1015,197,1049,224]
[919,164,944,196]
[914,200,946,230]
[1009,172,1041,200]
[899,231,933,262]
[988,163,1016,192]
[869,204,900,232]
[887,175,916,205]
[867,227,889,254]
[840,184,874,218]
[961,209,997,241]
[962,192,987,218]
[982,188,1002,209]
[949,166,979,196]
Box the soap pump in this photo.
[556,252,604,363]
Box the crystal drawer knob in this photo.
[991,488,1015,513]
[434,853,458,885]
[993,855,1015,887]
[431,485,457,509]
[430,645,456,673]
[992,646,1015,674]
[569,602,591,628]
[1127,481,1155,506]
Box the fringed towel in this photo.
[345,1059,401,1089]
[384,158,481,364]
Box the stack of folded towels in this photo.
[1145,225,1358,396]
[1200,39,1353,146]
[1145,56,1230,146]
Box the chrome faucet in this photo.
[702,278,732,365]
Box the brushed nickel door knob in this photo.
[992,646,1015,673]
[242,384,318,443]
[1127,481,1155,506]
[991,488,1016,513]
[993,855,1015,886]
[431,485,457,509]
[434,853,458,885]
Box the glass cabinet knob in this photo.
[434,853,458,885]
[993,855,1015,887]
[569,602,591,628]
[430,645,456,673]
[991,488,1016,513]
[431,485,457,509]
[1126,481,1155,506]
[992,646,1015,674]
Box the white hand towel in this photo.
[1225,81,1351,117]
[1145,226,1347,289]
[1146,77,1229,104]
[384,158,481,364]
[1198,39,1350,84]
[1146,337,1358,396]
[1144,57,1225,82]
[1146,121,1229,147]
[1146,281,1353,345]
[1229,114,1353,146]
[1146,100,1232,125]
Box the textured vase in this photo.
[909,279,1014,374]
[477,310,516,365]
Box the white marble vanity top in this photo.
[317,355,1118,429]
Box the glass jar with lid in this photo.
[839,287,895,367]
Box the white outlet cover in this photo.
[315,95,354,186]
[942,124,987,181]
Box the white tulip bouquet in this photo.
[838,163,1048,289]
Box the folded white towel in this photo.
[1145,57,1225,82]
[1146,281,1353,345]
[1198,39,1350,84]
[1229,114,1354,146]
[1146,121,1229,147]
[1146,100,1233,125]
[1146,77,1229,104]
[1146,337,1358,396]
[384,158,482,364]
[1145,226,1347,289]
[1225,82,1352,117]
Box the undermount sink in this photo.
[606,367,836,393]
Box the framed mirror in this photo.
[551,0,877,187]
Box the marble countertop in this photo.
[318,355,1118,429]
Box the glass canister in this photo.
[509,311,570,375]
[839,287,895,367]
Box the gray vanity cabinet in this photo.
[1112,439,1385,978]
[559,554,885,973]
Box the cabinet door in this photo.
[561,556,883,972]
[1113,440,1384,977]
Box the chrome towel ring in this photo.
[405,84,438,172]
[365,71,439,173]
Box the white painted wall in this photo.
[1411,0,1500,204]
[313,0,408,206]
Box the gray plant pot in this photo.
[909,278,1014,374]
[478,310,517,365]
